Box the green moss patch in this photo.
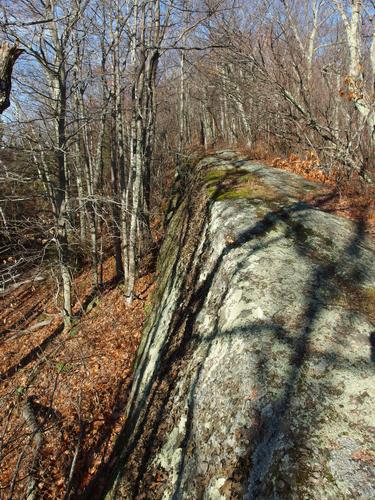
[204,168,281,202]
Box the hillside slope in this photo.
[0,258,154,498]
[104,151,375,499]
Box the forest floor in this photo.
[0,255,156,499]
[0,148,374,499]
[265,153,375,239]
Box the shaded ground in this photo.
[0,257,155,499]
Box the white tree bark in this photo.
[333,0,375,143]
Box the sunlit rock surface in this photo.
[106,152,375,499]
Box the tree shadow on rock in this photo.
[87,197,318,499]
[81,161,375,499]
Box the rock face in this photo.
[106,152,375,499]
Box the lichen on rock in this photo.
[106,152,375,500]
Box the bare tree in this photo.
[332,0,375,144]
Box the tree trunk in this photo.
[0,42,23,114]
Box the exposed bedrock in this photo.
[106,151,375,499]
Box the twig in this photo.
[64,391,83,499]
[4,319,54,343]
[7,448,26,500]
[21,396,43,500]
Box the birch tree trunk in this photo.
[125,0,145,303]
[179,49,187,152]
[50,46,72,326]
[23,1,86,326]
[333,0,375,144]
